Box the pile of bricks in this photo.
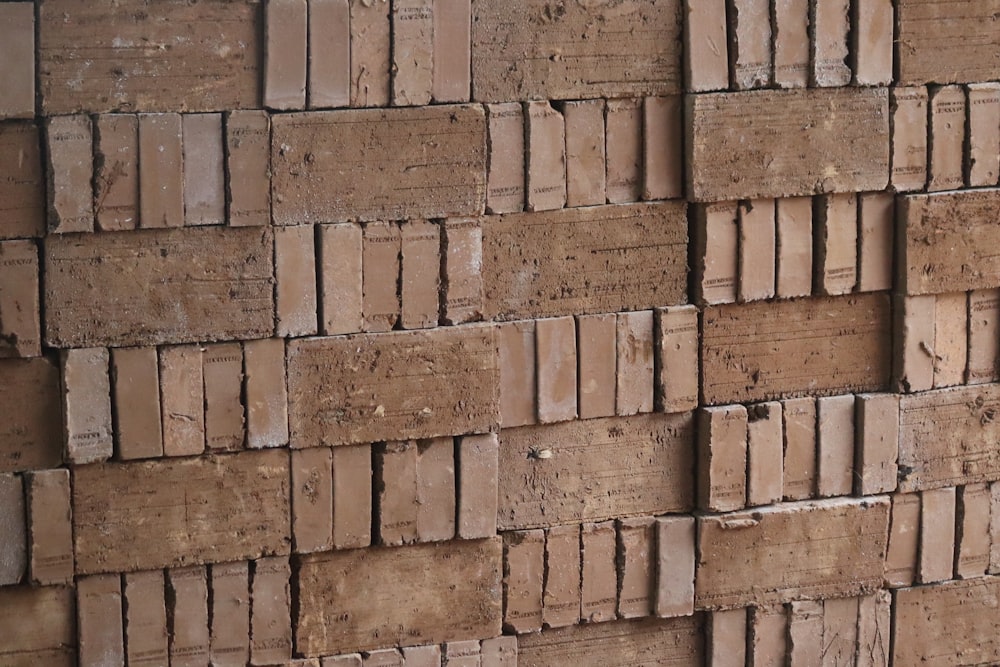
[2,0,1000,665]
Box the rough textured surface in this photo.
[0,358,61,474]
[0,585,75,666]
[897,0,1000,85]
[0,122,45,239]
[516,617,703,666]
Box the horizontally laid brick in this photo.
[73,450,290,574]
[307,0,350,109]
[896,0,1000,85]
[443,641,480,667]
[782,397,817,501]
[400,220,440,329]
[271,105,486,223]
[482,202,687,320]
[138,113,184,228]
[111,346,163,460]
[202,342,244,452]
[499,413,694,530]
[275,225,319,337]
[77,574,125,667]
[45,115,94,234]
[457,433,499,540]
[181,113,225,227]
[485,103,525,214]
[264,0,307,111]
[0,586,74,666]
[697,405,748,512]
[563,99,606,208]
[24,469,73,585]
[683,0,727,92]
[773,0,809,88]
[655,305,699,414]
[225,110,271,227]
[250,556,292,665]
[516,617,703,666]
[692,202,738,305]
[124,570,169,666]
[210,561,250,666]
[61,347,114,465]
[775,196,813,298]
[0,358,63,473]
[159,345,205,457]
[361,221,400,333]
[167,566,210,667]
[401,645,439,667]
[655,515,696,618]
[391,0,433,107]
[928,85,966,192]
[94,114,139,231]
[737,198,775,302]
[318,222,363,335]
[244,338,289,449]
[0,122,45,239]
[886,492,920,587]
[349,0,390,107]
[0,473,25,585]
[296,539,501,656]
[730,0,772,90]
[890,87,928,192]
[0,239,40,358]
[580,521,617,624]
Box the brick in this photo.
[318,222,363,335]
[124,570,169,667]
[250,556,292,665]
[265,0,307,110]
[61,347,113,465]
[167,567,210,667]
[918,487,956,584]
[416,437,456,542]
[698,405,748,512]
[928,85,966,192]
[440,219,481,325]
[890,87,928,192]
[376,441,419,546]
[536,316,578,423]
[111,347,163,460]
[856,591,891,667]
[499,413,694,530]
[695,497,890,609]
[275,225,318,337]
[580,521,617,623]
[0,585,74,666]
[707,608,746,666]
[400,219,440,329]
[894,294,935,393]
[288,326,498,446]
[702,294,891,405]
[816,395,854,498]
[401,645,440,667]
[350,0,390,106]
[517,617,703,666]
[616,311,654,416]
[787,600,822,665]
[643,96,683,200]
[852,0,893,85]
[210,562,250,667]
[934,292,968,388]
[271,106,485,223]
[78,574,125,667]
[956,483,991,579]
[332,444,373,549]
[433,0,471,103]
[775,196,813,298]
[0,123,45,239]
[782,397,817,501]
[443,641,480,667]
[472,0,682,102]
[297,538,501,655]
[483,202,688,320]
[730,0,772,89]
[968,290,1000,384]
[749,605,787,666]
[854,393,899,496]
[0,4,34,118]
[24,470,72,586]
[886,493,921,587]
[498,321,536,428]
[0,473,25,585]
[857,192,894,293]
[291,447,333,553]
[683,0,728,92]
[45,115,94,234]
[618,516,655,619]
[159,345,204,457]
[325,656,362,667]
[655,515,696,618]
[365,649,403,667]
[226,110,271,227]
[181,113,226,226]
[815,193,858,296]
[73,450,289,574]
[605,99,643,204]
[44,226,274,348]
[362,221,401,333]
[94,114,139,231]
[968,83,1000,186]
[687,88,889,202]
[391,0,433,106]
[457,433,499,540]
[480,636,517,667]
[563,99,606,208]
[138,113,184,228]
[655,305,698,414]
[577,313,617,420]
[308,0,350,108]
[203,342,245,452]
[485,103,525,214]
[0,240,39,358]
[810,0,850,86]
[993,484,1000,575]
[747,402,783,507]
[525,101,567,212]
[822,597,859,666]
[737,198,776,301]
[773,0,809,89]
[897,0,1000,85]
[244,338,289,449]
[693,202,738,305]
[0,358,62,473]
[543,524,581,628]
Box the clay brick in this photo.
[167,566,210,667]
[291,447,333,553]
[125,570,169,666]
[702,294,891,405]
[822,597,859,666]
[749,605,787,666]
[896,0,1000,85]
[693,202,739,305]
[0,123,45,239]
[697,405,748,513]
[655,515,696,618]
[471,0,682,102]
[772,0,809,89]
[816,394,854,498]
[810,0,850,87]
[655,305,698,414]
[928,85,966,192]
[483,202,688,320]
[0,358,62,473]
[324,655,363,667]
[890,87,928,192]
[288,326,498,446]
[737,198,776,302]
[543,524,581,628]
[525,101,567,212]
[0,4,34,119]
[498,321,536,428]
[956,483,991,579]
[577,313,617,420]
[536,316,578,423]
[687,88,890,202]
[78,574,125,667]
[24,470,72,586]
[433,0,471,103]
[605,99,643,204]
[203,342,245,452]
[362,221,401,333]
[918,487,956,584]
[730,0,772,89]
[401,645,440,667]
[181,113,226,226]
[275,225,318,337]
[683,0,728,92]
[265,0,307,110]
[815,193,858,296]
[457,433,499,540]
[580,521,617,623]
[854,393,899,496]
[616,311,654,416]
[225,110,271,227]
[499,413,694,530]
[480,636,517,667]
[967,83,1000,186]
[349,0,390,107]
[73,450,289,574]
[894,294,935,393]
[695,497,890,609]
[485,103,525,214]
[94,114,139,231]
[244,338,288,449]
[643,96,683,200]
[138,113,184,228]
[271,106,485,223]
[375,441,419,546]
[441,218,482,325]
[400,220,440,329]
[44,226,274,348]
[61,347,113,465]
[886,493,921,587]
[0,240,39,358]
[364,649,404,667]
[852,0,893,85]
[332,444,373,549]
[391,0,433,106]
[934,292,968,388]
[563,99,606,208]
[210,561,250,666]
[517,616,703,666]
[318,222,363,335]
[45,115,94,234]
[159,345,205,457]
[857,192,894,293]
[782,397,817,501]
[618,516,655,619]
[251,556,292,665]
[774,197,813,299]
[0,585,74,666]
[444,641,480,667]
[968,290,1000,384]
[707,608,747,666]
[0,473,25,585]
[416,437,456,543]
[111,346,163,460]
[747,402,783,507]
[297,538,501,655]
[308,0,350,108]
[787,600,822,665]
[856,591,891,667]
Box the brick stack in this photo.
[2,0,1000,665]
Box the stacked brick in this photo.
[3,0,1000,665]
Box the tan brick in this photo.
[167,566,209,667]
[138,113,184,228]
[857,192,894,293]
[0,473,25,585]
[457,433,498,540]
[856,591,891,667]
[897,0,1000,85]
[580,521,617,624]
[697,405,748,513]
[886,493,921,587]
[0,3,34,119]
[0,585,73,666]
[618,516,655,619]
[956,483,991,579]
[250,556,292,665]
[485,103,525,214]
[606,99,642,204]
[400,220,440,329]
[265,0,308,110]
[683,0,728,92]
[934,292,968,388]
[498,320,536,428]
[782,397,817,501]
[616,311,654,416]
[822,597,859,666]
[747,402,783,507]
[362,221,401,333]
[968,83,1000,186]
[0,358,63,473]
[159,345,204,457]
[365,651,403,667]
[730,0,772,89]
[111,346,163,460]
[203,342,245,452]
[350,0,390,107]
[433,0,471,103]
[655,515,696,618]
[210,561,250,667]
[275,225,319,337]
[499,413,694,530]
[577,313,617,420]
[441,218,482,325]
[693,202,738,305]
[749,605,787,666]
[45,115,94,234]
[773,0,809,88]
[536,316,578,424]
[0,240,40,358]
[643,96,683,200]
[376,441,419,546]
[416,437,456,543]
[62,347,113,465]
[443,640,480,667]
[894,294,935,393]
[125,570,169,667]
[0,123,45,239]
[391,0,433,107]
[968,289,1000,384]
[816,394,854,498]
[181,113,225,226]
[291,447,333,553]
[543,524,581,628]
[810,0,850,87]
[655,305,699,414]
[854,393,899,495]
[308,0,350,108]
[332,444,373,549]
[787,600,822,665]
[244,338,289,449]
[737,198,776,302]
[890,87,928,192]
[226,110,271,227]
[318,222,363,335]
[94,114,139,231]
[775,196,813,299]
[480,636,516,667]
[401,645,439,667]
[708,609,747,666]
[517,617,703,666]
[928,85,966,192]
[24,469,72,586]
[525,101,566,212]
[815,192,858,296]
[324,655,362,667]
[78,574,124,667]
[918,487,956,584]
[563,99,606,208]
[853,0,893,85]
